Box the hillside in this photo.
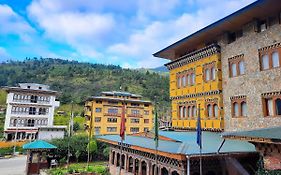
[0,58,170,108]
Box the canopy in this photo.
[23,140,57,150]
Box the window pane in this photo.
[192,73,195,85]
[275,99,281,115]
[207,105,212,117]
[211,67,216,80]
[183,107,186,118]
[267,99,274,116]
[188,106,192,117]
[262,54,269,70]
[272,52,280,68]
[180,106,183,118]
[205,69,210,81]
[192,106,196,117]
[234,102,239,117]
[231,64,237,77]
[182,76,186,87]
[214,104,218,117]
[239,61,245,75]
[187,106,191,117]
[187,74,191,85]
[241,102,247,116]
[177,77,181,88]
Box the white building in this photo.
[3,83,65,141]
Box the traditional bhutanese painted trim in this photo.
[205,98,218,103]
[261,91,281,98]
[170,90,222,100]
[178,100,196,105]
[228,54,244,61]
[230,95,247,100]
[165,44,221,70]
[202,61,216,67]
[258,42,281,52]
[176,68,195,75]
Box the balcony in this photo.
[127,114,143,118]
[104,113,121,117]
[11,111,49,116]
[12,99,51,105]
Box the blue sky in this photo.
[0,0,255,68]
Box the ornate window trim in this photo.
[230,96,247,118]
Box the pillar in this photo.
[132,158,136,174]
[109,151,113,165]
[124,154,127,171]
[138,160,142,175]
[114,151,117,166]
[126,156,130,171]
[147,162,150,175]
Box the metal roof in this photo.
[23,140,57,150]
[87,96,152,104]
[222,126,281,142]
[98,131,255,156]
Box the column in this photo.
[168,169,172,175]
[158,166,161,175]
[109,151,113,165]
[147,162,151,175]
[124,154,127,171]
[132,158,136,174]
[114,152,117,166]
[138,160,142,175]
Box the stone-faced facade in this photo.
[154,0,281,132]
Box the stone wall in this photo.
[219,20,281,131]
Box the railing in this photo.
[104,113,121,117]
[11,111,49,115]
[127,114,143,118]
[12,99,50,104]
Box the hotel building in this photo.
[3,83,64,140]
[154,0,281,132]
[85,91,153,135]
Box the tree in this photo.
[73,122,80,132]
[87,140,98,161]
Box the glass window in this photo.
[205,69,210,81]
[231,63,237,77]
[177,77,181,88]
[95,108,102,113]
[179,106,183,119]
[275,98,281,115]
[183,106,186,118]
[192,106,196,117]
[241,102,247,116]
[187,106,191,117]
[266,99,274,116]
[211,67,216,80]
[182,76,186,87]
[207,104,212,117]
[187,74,191,85]
[239,61,245,75]
[272,52,280,68]
[233,102,239,117]
[188,106,192,117]
[262,54,269,70]
[191,73,196,84]
[214,104,219,117]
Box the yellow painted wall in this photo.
[169,53,224,130]
[84,98,153,136]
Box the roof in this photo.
[222,127,281,143]
[3,86,58,94]
[98,131,255,156]
[38,126,67,130]
[153,0,281,60]
[23,140,57,150]
[102,91,142,98]
[87,96,152,104]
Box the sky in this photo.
[0,0,256,68]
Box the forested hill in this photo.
[0,58,170,108]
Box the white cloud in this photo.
[0,4,34,41]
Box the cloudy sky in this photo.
[0,0,256,68]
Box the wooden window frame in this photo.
[262,95,281,117]
[203,63,216,82]
[205,102,219,119]
[259,47,281,71]
[231,98,247,118]
[228,55,245,77]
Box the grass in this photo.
[48,161,109,175]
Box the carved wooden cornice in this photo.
[178,100,196,105]
[262,91,281,98]
[228,54,244,62]
[170,90,222,100]
[258,42,281,52]
[165,44,221,70]
[230,95,246,100]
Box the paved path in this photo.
[0,156,26,175]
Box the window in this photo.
[130,127,139,133]
[108,101,118,105]
[182,76,186,87]
[192,106,197,117]
[179,106,184,119]
[29,107,36,115]
[131,118,139,123]
[204,63,216,82]
[131,109,140,115]
[107,118,117,123]
[95,117,101,122]
[229,55,245,77]
[262,55,269,70]
[144,119,149,123]
[107,127,117,132]
[183,106,186,118]
[95,108,102,113]
[38,86,42,89]
[108,108,118,114]
[263,95,281,117]
[272,52,280,68]
[187,74,191,86]
[30,95,38,103]
[144,127,149,132]
[144,110,149,115]
[96,100,102,104]
[144,104,150,107]
[131,103,140,107]
[177,76,181,88]
[206,103,219,118]
[259,46,281,70]
[231,97,247,117]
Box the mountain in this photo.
[0,58,170,108]
[151,66,168,73]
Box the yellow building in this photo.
[84,91,153,135]
[154,44,224,131]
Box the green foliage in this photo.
[73,122,81,132]
[0,58,170,110]
[0,146,25,156]
[87,140,98,154]
[0,90,7,106]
